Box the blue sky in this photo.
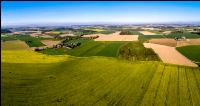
[2,1,200,26]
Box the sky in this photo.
[2,1,200,26]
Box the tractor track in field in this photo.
[192,69,200,93]
[177,66,180,106]
[152,65,166,106]
[185,68,194,106]
[136,63,158,106]
[164,67,172,106]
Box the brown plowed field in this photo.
[149,38,200,47]
[149,38,177,47]
[177,38,200,47]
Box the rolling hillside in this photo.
[1,40,200,106]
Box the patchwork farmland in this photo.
[1,40,200,105]
[1,26,200,106]
[84,31,139,41]
[39,41,127,57]
[177,45,200,65]
[144,43,198,67]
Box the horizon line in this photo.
[2,21,200,27]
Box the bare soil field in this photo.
[149,38,200,47]
[41,40,61,47]
[143,43,198,67]
[139,31,157,35]
[93,31,138,41]
[177,38,200,47]
[149,38,177,47]
[95,35,138,41]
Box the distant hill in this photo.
[1,29,12,33]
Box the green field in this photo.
[176,45,200,65]
[2,40,200,106]
[39,40,127,57]
[166,32,200,38]
[1,40,30,50]
[1,35,46,47]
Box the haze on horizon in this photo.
[2,1,200,26]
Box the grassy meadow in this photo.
[1,35,46,47]
[39,40,127,57]
[176,45,200,65]
[166,32,200,38]
[1,39,200,106]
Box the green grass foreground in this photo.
[2,57,200,106]
[1,40,200,106]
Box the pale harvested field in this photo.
[41,40,61,47]
[149,38,177,47]
[177,38,200,47]
[139,31,157,35]
[94,31,138,41]
[144,43,198,67]
[162,31,172,35]
[40,35,54,38]
[149,38,200,47]
[82,34,104,38]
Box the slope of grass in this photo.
[176,45,200,65]
[1,40,30,50]
[1,35,47,47]
[15,35,46,47]
[2,38,200,106]
[1,40,71,63]
[1,50,71,63]
[166,32,200,38]
[2,56,200,105]
[39,41,127,57]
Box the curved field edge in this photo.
[1,40,73,63]
[1,57,200,106]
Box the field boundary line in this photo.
[164,66,172,106]
[116,42,131,57]
[152,64,166,106]
[136,63,158,106]
[91,66,133,105]
[177,66,180,106]
[185,68,193,106]
[192,68,200,95]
